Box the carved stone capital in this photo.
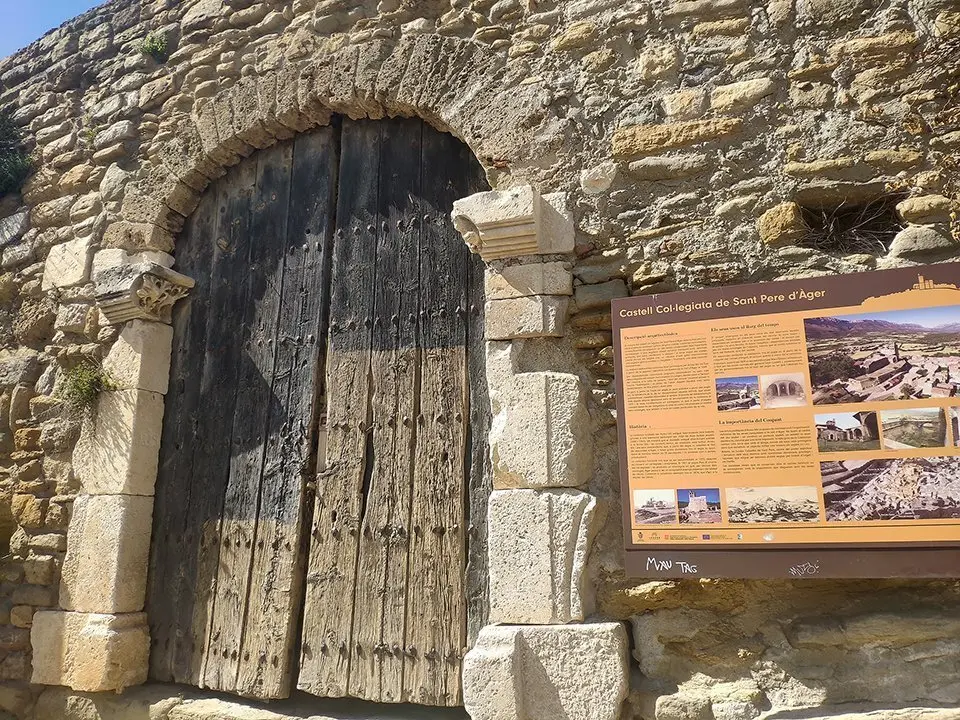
[452,186,574,261]
[93,256,195,325]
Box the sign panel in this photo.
[613,263,960,579]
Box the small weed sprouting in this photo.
[60,360,116,415]
[0,107,31,197]
[140,31,168,63]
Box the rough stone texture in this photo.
[612,119,743,159]
[101,320,174,395]
[485,262,573,300]
[463,623,628,720]
[490,371,590,489]
[41,237,94,290]
[896,194,959,224]
[485,296,569,340]
[488,489,598,624]
[888,224,958,259]
[59,494,153,614]
[72,389,165,496]
[30,611,149,692]
[0,0,958,714]
[757,203,809,247]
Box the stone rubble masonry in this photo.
[59,494,153,614]
[490,371,591,489]
[101,320,174,395]
[488,489,598,624]
[30,611,149,692]
[71,389,165,496]
[611,118,743,159]
[463,623,628,720]
[757,202,809,247]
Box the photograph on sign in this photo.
[613,264,960,578]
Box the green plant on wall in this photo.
[59,359,116,415]
[140,31,169,63]
[0,107,31,197]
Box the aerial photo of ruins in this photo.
[821,456,960,520]
[678,488,722,524]
[805,304,960,405]
[716,376,760,411]
[816,411,880,452]
[633,489,677,525]
[880,408,947,449]
[725,486,821,523]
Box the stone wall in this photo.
[0,0,958,718]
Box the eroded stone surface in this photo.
[464,623,628,720]
[488,488,598,623]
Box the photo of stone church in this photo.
[815,411,881,452]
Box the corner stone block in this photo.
[491,371,590,489]
[31,611,149,692]
[41,237,94,290]
[463,623,628,720]
[102,320,174,395]
[60,494,153,614]
[72,389,164,496]
[488,489,598,624]
[485,296,568,340]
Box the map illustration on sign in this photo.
[613,264,960,578]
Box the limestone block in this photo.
[463,623,628,720]
[612,119,742,159]
[485,296,568,340]
[0,351,40,386]
[711,78,777,112]
[896,195,959,225]
[102,320,173,394]
[41,237,94,290]
[485,262,573,300]
[452,186,573,260]
[580,161,618,195]
[491,372,590,489]
[551,21,598,51]
[31,611,149,692]
[888,225,957,259]
[72,389,165,496]
[488,489,598,623]
[60,494,153,614]
[0,209,28,247]
[757,202,807,247]
[628,153,710,180]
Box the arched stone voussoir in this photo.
[137,33,555,252]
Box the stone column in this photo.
[452,187,629,720]
[31,250,193,692]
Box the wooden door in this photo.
[147,118,489,705]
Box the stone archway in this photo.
[32,35,626,720]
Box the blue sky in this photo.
[832,304,960,329]
[1,1,105,59]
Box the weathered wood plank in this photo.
[237,127,337,698]
[147,179,221,683]
[348,118,423,703]
[403,126,470,706]
[177,157,260,687]
[462,151,491,647]
[298,119,381,698]
[204,141,293,694]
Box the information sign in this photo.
[613,263,960,578]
